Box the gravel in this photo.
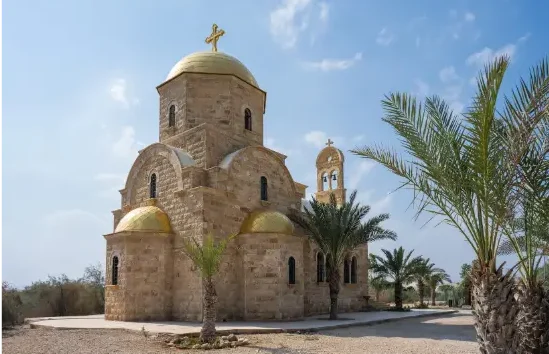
[2,313,479,354]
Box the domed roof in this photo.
[115,204,172,233]
[165,51,259,88]
[240,210,294,235]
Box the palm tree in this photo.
[181,233,235,344]
[413,258,442,308]
[427,270,451,306]
[352,56,549,352]
[369,274,391,302]
[290,191,396,319]
[369,247,424,310]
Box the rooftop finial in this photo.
[326,138,334,147]
[205,23,225,52]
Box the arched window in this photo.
[112,256,119,285]
[168,105,176,127]
[322,172,329,191]
[288,257,296,284]
[244,108,252,131]
[330,170,339,189]
[351,256,358,284]
[344,258,351,284]
[149,173,157,199]
[260,176,268,201]
[316,252,325,283]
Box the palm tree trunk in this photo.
[395,282,403,310]
[515,281,549,353]
[431,287,436,306]
[471,264,517,354]
[328,269,340,320]
[375,290,380,302]
[200,278,217,343]
[418,280,425,307]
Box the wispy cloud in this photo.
[464,12,475,22]
[439,66,460,83]
[109,78,139,108]
[348,161,376,189]
[304,130,328,148]
[318,2,329,22]
[413,79,430,97]
[303,52,362,72]
[112,126,138,159]
[376,28,395,46]
[466,44,517,67]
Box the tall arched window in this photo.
[331,170,339,189]
[244,108,252,131]
[316,252,325,283]
[149,173,157,199]
[288,257,296,284]
[168,105,176,127]
[351,256,358,284]
[322,172,329,191]
[344,258,351,284]
[112,256,119,285]
[260,176,268,201]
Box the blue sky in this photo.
[3,0,548,287]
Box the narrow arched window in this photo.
[168,105,176,127]
[112,256,119,285]
[149,173,157,199]
[244,108,252,131]
[260,176,268,201]
[331,170,339,189]
[288,257,296,284]
[322,172,329,191]
[351,256,358,284]
[316,252,325,283]
[344,258,351,284]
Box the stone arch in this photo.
[125,143,186,203]
[315,146,344,168]
[220,146,298,197]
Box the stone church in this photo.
[104,24,369,322]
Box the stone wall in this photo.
[104,233,172,321]
[239,232,304,320]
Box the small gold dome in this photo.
[165,51,259,88]
[115,205,172,233]
[240,210,294,235]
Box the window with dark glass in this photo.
[288,257,296,284]
[244,108,252,131]
[168,105,176,127]
[149,173,157,198]
[344,259,351,284]
[351,256,358,284]
[260,176,268,201]
[316,252,325,282]
[112,256,119,285]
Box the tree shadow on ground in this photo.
[318,313,476,342]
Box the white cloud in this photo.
[112,126,138,159]
[304,130,328,148]
[109,78,139,108]
[518,32,531,42]
[439,66,460,83]
[303,52,362,72]
[348,161,376,189]
[413,79,430,97]
[442,85,464,114]
[319,2,329,22]
[269,0,313,48]
[464,12,475,22]
[466,44,516,67]
[376,28,394,46]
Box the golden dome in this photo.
[240,210,294,235]
[165,51,259,88]
[115,205,172,233]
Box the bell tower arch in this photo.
[314,139,346,205]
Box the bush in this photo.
[2,282,24,328]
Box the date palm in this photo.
[182,233,235,343]
[352,56,549,353]
[369,247,424,310]
[414,258,442,307]
[427,270,451,306]
[290,191,396,319]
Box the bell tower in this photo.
[314,139,346,205]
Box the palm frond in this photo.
[181,233,235,279]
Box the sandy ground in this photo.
[2,313,478,354]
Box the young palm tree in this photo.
[427,270,451,306]
[368,274,391,302]
[369,247,424,310]
[182,233,235,344]
[413,258,442,308]
[290,191,396,320]
[352,56,549,352]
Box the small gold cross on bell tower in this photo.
[205,23,225,52]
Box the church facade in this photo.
[103,25,369,322]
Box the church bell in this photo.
[323,176,327,182]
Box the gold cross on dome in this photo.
[205,23,225,52]
[326,139,334,147]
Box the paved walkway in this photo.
[26,309,456,335]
